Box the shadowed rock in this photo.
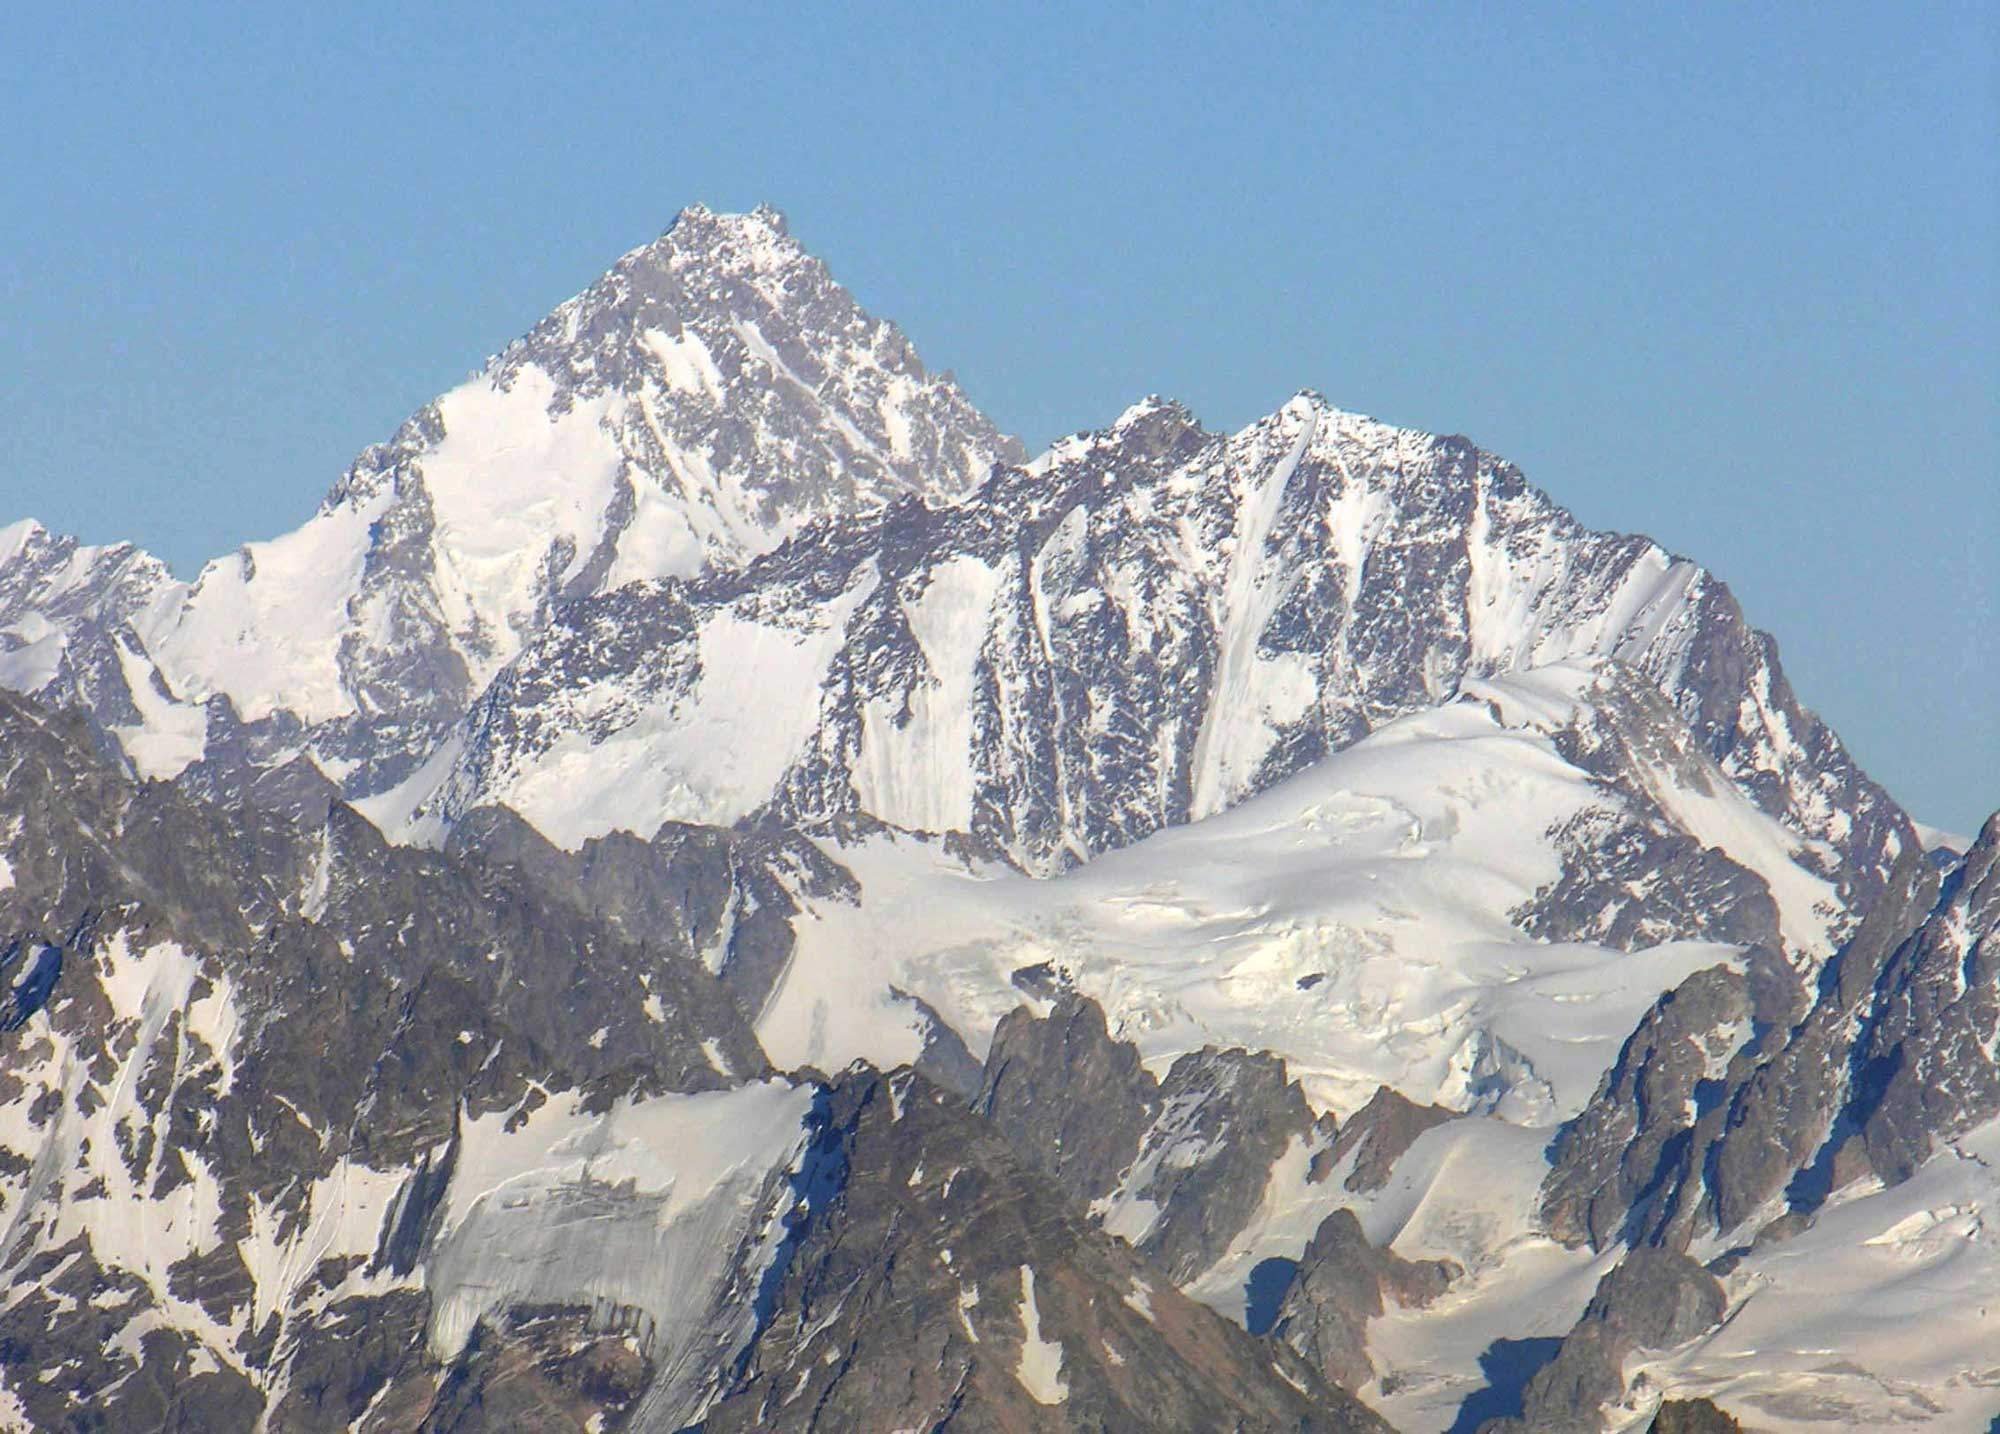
[1272,1207,1459,1392]
[704,1065,1389,1433]
[1480,1248,1726,1433]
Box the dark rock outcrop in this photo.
[1272,1208,1458,1392]
[1648,1397,1743,1432]
[1318,1085,1454,1194]
[976,991,1161,1202]
[976,993,1324,1282]
[705,1066,1389,1433]
[1544,816,2000,1254]
[446,803,857,1018]
[1482,1248,1726,1433]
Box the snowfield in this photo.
[763,664,1786,1120]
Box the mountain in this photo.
[376,393,1911,933]
[2,205,1019,798]
[0,692,1374,1432]
[0,520,192,771]
[1,209,1993,1433]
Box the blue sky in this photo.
[2,4,1994,830]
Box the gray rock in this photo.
[976,994,1324,1284]
[1483,1248,1725,1433]
[1272,1208,1458,1392]
[1648,1398,1743,1433]
[1134,1048,1324,1283]
[1543,963,1761,1249]
[1543,814,2000,1255]
[976,991,1163,1205]
[1841,813,2000,1185]
[1514,666,1793,955]
[704,1065,1389,1433]
[445,802,857,1019]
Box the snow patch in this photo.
[426,1079,815,1417]
[1014,1265,1068,1405]
[107,637,207,780]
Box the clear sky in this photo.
[2,4,1994,831]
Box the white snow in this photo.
[0,518,42,566]
[1629,740,1841,962]
[414,365,626,691]
[956,1281,981,1342]
[1361,1119,1614,1432]
[456,565,880,846]
[151,485,387,724]
[426,1078,816,1420]
[1123,1277,1156,1322]
[0,613,67,693]
[1633,1117,2000,1432]
[853,555,1003,833]
[1464,471,1704,687]
[1014,1265,1069,1405]
[239,1157,410,1332]
[108,636,207,780]
[1189,397,1319,820]
[300,823,334,922]
[0,932,266,1371]
[642,326,728,402]
[766,670,1756,1118]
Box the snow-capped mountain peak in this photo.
[19,208,1024,798]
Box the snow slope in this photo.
[757,663,1809,1119]
[1634,1116,2000,1431]
[426,1080,818,1424]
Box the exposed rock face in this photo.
[1512,665,1800,957]
[704,1066,1389,1433]
[1320,1086,1455,1194]
[976,994,1323,1283]
[1542,962,1767,1249]
[1482,1248,1726,1433]
[379,1304,655,1433]
[976,991,1161,1202]
[1840,814,2000,1184]
[1648,1398,1743,1433]
[1544,817,2000,1253]
[1123,1049,1326,1283]
[444,803,857,1018]
[1272,1208,1458,1392]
